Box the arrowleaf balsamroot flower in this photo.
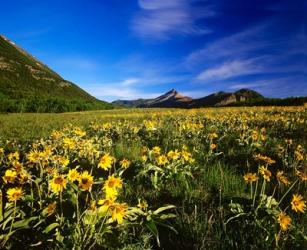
[7,187,23,202]
[3,169,17,184]
[137,199,148,211]
[8,152,19,162]
[151,146,161,155]
[276,171,291,186]
[49,175,67,194]
[111,203,127,224]
[254,154,276,165]
[243,173,258,183]
[78,171,94,191]
[98,153,114,170]
[259,166,272,182]
[104,175,122,190]
[98,198,115,213]
[291,194,306,213]
[103,175,122,199]
[120,159,130,169]
[167,150,180,161]
[277,212,291,231]
[296,170,307,181]
[181,150,194,163]
[156,155,169,166]
[67,168,80,182]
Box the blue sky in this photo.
[0,0,306,101]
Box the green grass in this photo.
[0,108,180,141]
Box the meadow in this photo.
[0,106,306,249]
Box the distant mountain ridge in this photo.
[0,35,113,112]
[189,89,264,108]
[113,88,264,108]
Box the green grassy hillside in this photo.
[0,35,113,112]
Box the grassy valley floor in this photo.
[0,106,306,249]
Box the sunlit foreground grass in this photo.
[0,106,306,249]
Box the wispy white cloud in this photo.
[187,18,306,85]
[186,22,275,66]
[121,78,140,86]
[132,0,213,40]
[116,54,191,86]
[186,18,306,67]
[196,59,263,81]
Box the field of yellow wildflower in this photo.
[0,106,306,249]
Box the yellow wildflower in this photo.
[157,155,169,166]
[98,153,114,170]
[18,170,30,184]
[103,175,122,199]
[12,161,23,172]
[243,173,258,183]
[27,150,41,163]
[181,150,194,163]
[46,166,56,175]
[63,137,76,150]
[208,132,218,140]
[78,171,94,191]
[137,199,148,211]
[254,154,276,165]
[296,170,307,181]
[167,150,180,160]
[276,171,291,186]
[152,146,161,155]
[98,198,115,213]
[111,203,127,224]
[120,159,130,169]
[291,194,306,213]
[294,151,304,161]
[8,152,19,162]
[49,175,67,194]
[74,127,86,137]
[67,168,80,182]
[251,131,258,141]
[259,166,272,182]
[6,187,23,202]
[3,169,17,184]
[277,212,291,231]
[104,175,122,190]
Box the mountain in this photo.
[190,89,264,108]
[0,35,113,112]
[142,89,192,108]
[113,88,264,108]
[113,89,193,108]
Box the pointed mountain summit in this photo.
[147,89,192,107]
[113,89,192,108]
[0,35,112,112]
